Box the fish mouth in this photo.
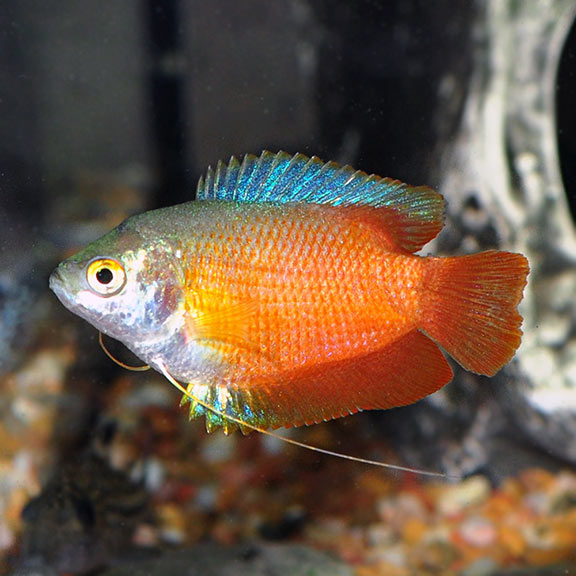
[49,267,70,303]
[49,267,64,291]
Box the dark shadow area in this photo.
[557,17,576,222]
[310,0,475,185]
[144,0,192,207]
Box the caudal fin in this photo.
[421,251,529,376]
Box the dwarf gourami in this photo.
[50,151,529,451]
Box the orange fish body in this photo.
[50,151,529,433]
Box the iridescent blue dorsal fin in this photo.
[196,150,445,252]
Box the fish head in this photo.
[49,216,184,346]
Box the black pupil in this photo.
[96,267,114,285]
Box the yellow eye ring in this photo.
[86,258,126,296]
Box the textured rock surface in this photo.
[15,451,150,575]
[100,544,353,576]
[437,0,576,469]
[374,0,576,477]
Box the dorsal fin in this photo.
[197,151,445,252]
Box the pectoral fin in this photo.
[184,289,258,345]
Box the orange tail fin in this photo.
[421,251,529,376]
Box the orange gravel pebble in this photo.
[401,517,428,545]
[498,524,526,559]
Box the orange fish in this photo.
[50,151,529,436]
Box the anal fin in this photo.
[229,330,453,430]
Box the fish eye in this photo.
[86,258,126,296]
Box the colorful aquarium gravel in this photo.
[2,357,576,575]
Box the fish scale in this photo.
[174,206,422,377]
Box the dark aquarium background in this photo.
[1,1,576,575]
